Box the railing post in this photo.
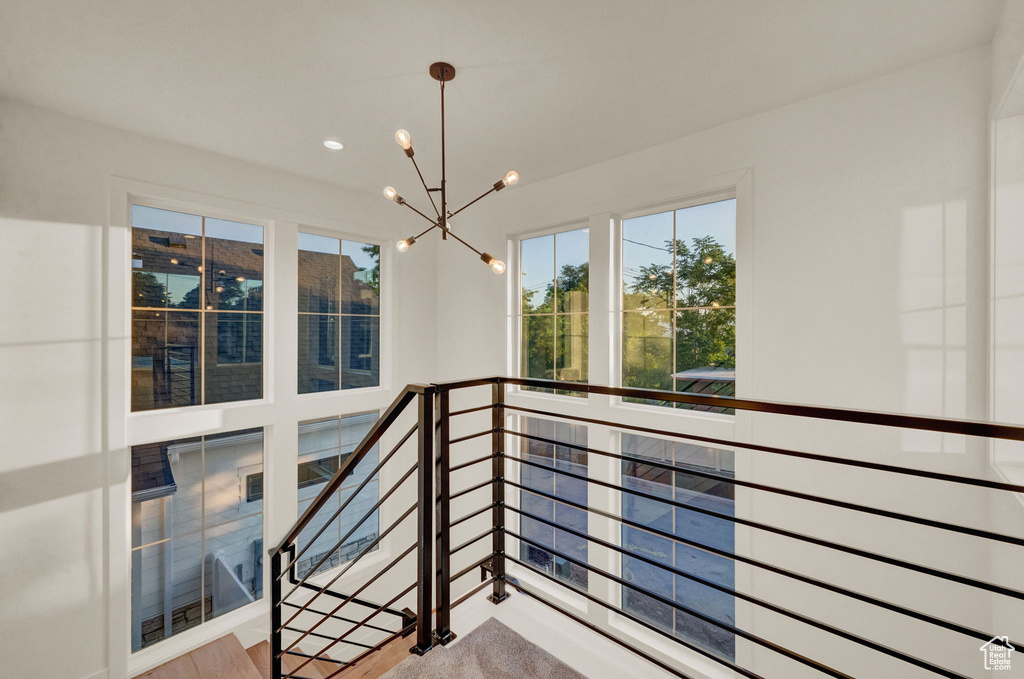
[413,389,435,655]
[434,388,454,644]
[270,550,283,679]
[489,379,509,604]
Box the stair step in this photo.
[247,639,347,679]
[282,646,327,679]
[329,634,411,679]
[246,641,271,679]
[135,634,262,679]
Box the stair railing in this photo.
[272,377,1024,679]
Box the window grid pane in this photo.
[621,433,736,661]
[518,417,589,591]
[131,429,264,651]
[298,235,380,394]
[621,200,736,413]
[131,206,263,411]
[520,227,589,397]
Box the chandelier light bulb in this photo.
[397,236,417,252]
[323,139,344,151]
[502,170,520,187]
[480,252,506,275]
[384,186,398,201]
[704,256,713,264]
[395,129,412,150]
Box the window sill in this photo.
[128,598,268,677]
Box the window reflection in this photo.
[621,433,735,660]
[519,228,589,396]
[519,417,589,590]
[621,200,736,413]
[130,428,264,651]
[297,234,380,394]
[130,205,263,410]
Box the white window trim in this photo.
[108,178,397,677]
[502,169,754,674]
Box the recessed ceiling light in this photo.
[323,139,345,151]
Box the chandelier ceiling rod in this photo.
[384,62,518,274]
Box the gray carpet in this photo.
[380,617,589,679]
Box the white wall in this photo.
[432,45,1024,678]
[1,35,1020,679]
[0,98,439,679]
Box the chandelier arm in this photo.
[409,155,441,220]
[440,69,447,240]
[399,200,438,224]
[445,229,484,257]
[448,186,499,220]
[414,222,441,240]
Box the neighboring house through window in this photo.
[130,428,265,651]
[298,233,381,393]
[131,205,264,410]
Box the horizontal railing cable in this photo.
[282,462,418,601]
[279,423,418,576]
[314,621,417,679]
[506,453,1024,600]
[449,404,495,417]
[495,377,1024,442]
[281,545,418,658]
[288,582,418,679]
[507,429,1024,546]
[503,477,1015,647]
[450,527,497,556]
[449,453,498,473]
[503,404,1024,494]
[278,385,432,553]
[509,529,861,679]
[279,601,399,636]
[280,504,418,631]
[281,626,374,649]
[506,504,970,677]
[450,552,497,583]
[450,478,493,501]
[504,568,729,679]
[448,430,492,446]
[448,502,495,529]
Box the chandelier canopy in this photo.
[384,62,517,274]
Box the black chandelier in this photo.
[384,62,517,274]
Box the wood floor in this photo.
[134,633,414,679]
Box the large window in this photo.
[520,227,589,394]
[295,412,380,578]
[298,233,380,393]
[518,417,589,590]
[131,428,264,651]
[131,205,264,411]
[621,433,735,660]
[622,199,736,412]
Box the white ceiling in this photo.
[0,1,1004,201]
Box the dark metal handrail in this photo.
[268,376,1024,679]
[273,383,434,555]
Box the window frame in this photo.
[503,170,752,673]
[127,194,273,413]
[616,190,738,419]
[296,226,388,398]
[510,219,591,402]
[109,178,397,677]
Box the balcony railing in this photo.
[269,377,1024,679]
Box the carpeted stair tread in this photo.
[379,618,588,679]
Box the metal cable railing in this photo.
[269,377,1024,679]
